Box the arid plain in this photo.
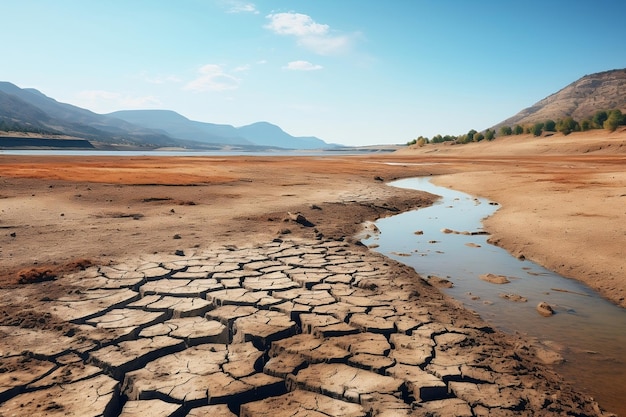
[0,129,625,416]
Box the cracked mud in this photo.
[0,239,609,416]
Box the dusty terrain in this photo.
[0,129,625,416]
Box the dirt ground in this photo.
[1,130,625,308]
[0,129,625,414]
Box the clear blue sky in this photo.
[3,0,626,145]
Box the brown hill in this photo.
[494,68,626,129]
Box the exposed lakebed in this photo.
[362,177,626,415]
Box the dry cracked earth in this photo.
[0,238,607,417]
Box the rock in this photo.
[288,211,314,227]
[428,275,454,288]
[537,302,555,317]
[465,242,481,248]
[500,293,528,303]
[479,273,511,284]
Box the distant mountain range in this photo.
[0,82,330,150]
[494,69,626,129]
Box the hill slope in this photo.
[1,82,330,149]
[495,69,626,128]
[110,111,330,150]
[107,110,253,146]
[237,121,329,149]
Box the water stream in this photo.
[362,177,626,415]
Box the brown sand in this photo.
[1,132,624,306]
[0,129,625,414]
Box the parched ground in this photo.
[0,130,625,416]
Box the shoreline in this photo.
[0,147,624,414]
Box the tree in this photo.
[593,110,608,129]
[431,134,443,143]
[513,125,524,135]
[544,119,556,132]
[499,126,512,136]
[604,109,624,132]
[580,119,592,131]
[556,117,579,135]
[530,122,544,136]
[485,129,496,141]
[466,129,477,142]
[474,132,485,142]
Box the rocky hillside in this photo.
[0,82,330,150]
[495,69,626,128]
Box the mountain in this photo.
[107,110,253,147]
[495,69,626,129]
[0,82,174,146]
[236,122,328,149]
[0,82,330,149]
[109,111,330,150]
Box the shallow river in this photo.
[362,177,626,415]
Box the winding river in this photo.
[362,177,626,415]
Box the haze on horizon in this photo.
[3,0,626,146]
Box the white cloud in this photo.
[284,60,323,71]
[265,12,354,55]
[221,0,259,14]
[184,64,241,92]
[75,90,162,112]
[265,12,329,37]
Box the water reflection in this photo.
[362,177,626,414]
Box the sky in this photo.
[3,1,626,146]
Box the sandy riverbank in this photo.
[0,131,624,415]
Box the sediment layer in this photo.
[0,238,608,416]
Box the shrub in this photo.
[499,126,513,136]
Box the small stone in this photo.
[479,273,510,284]
[537,302,555,317]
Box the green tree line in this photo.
[407,109,626,146]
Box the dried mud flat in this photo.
[1,131,625,416]
[0,238,609,416]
